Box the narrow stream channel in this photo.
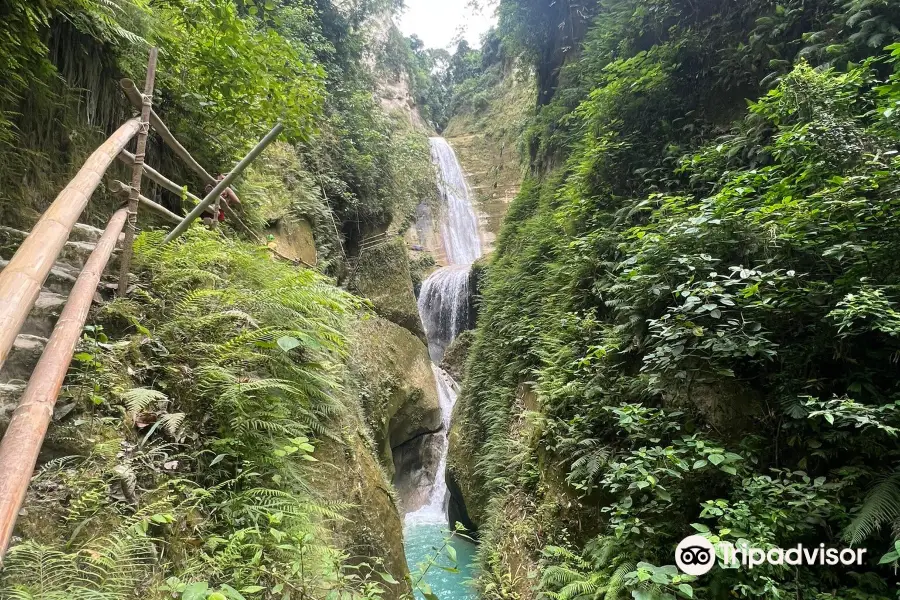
[404,137,482,599]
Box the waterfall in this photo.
[403,137,480,597]
[418,265,471,363]
[404,138,481,527]
[430,137,482,265]
[404,365,459,525]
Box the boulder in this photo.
[391,432,444,513]
[349,315,441,480]
[264,217,317,266]
[306,419,412,599]
[350,238,426,342]
[439,329,474,381]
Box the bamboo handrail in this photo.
[164,123,284,244]
[0,118,140,374]
[116,151,267,244]
[108,180,182,223]
[0,208,129,559]
[120,78,219,187]
[117,150,204,205]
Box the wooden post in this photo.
[117,47,158,297]
[120,79,216,185]
[0,208,129,561]
[0,118,139,374]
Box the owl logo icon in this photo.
[675,535,716,576]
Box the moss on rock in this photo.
[350,238,426,341]
[311,414,412,599]
[439,329,474,381]
[349,314,441,479]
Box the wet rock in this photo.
[440,329,474,381]
[310,424,412,600]
[349,315,440,479]
[392,431,444,514]
[447,465,477,534]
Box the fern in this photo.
[844,472,900,544]
[121,387,167,414]
[1,529,155,599]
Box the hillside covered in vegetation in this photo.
[447,1,900,599]
[0,0,453,598]
[5,0,900,598]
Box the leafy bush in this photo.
[455,1,900,598]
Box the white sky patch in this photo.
[397,0,497,50]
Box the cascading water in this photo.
[403,138,481,599]
[430,137,482,265]
[417,266,472,363]
[404,365,458,525]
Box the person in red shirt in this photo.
[202,174,241,227]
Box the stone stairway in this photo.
[0,224,118,422]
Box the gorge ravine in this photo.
[403,137,483,599]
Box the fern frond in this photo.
[121,388,167,414]
[844,472,900,544]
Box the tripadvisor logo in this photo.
[675,535,868,576]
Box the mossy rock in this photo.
[309,415,412,599]
[446,387,488,530]
[350,238,426,341]
[440,329,475,381]
[349,315,441,480]
[264,217,317,266]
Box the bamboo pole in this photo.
[0,118,139,374]
[117,47,158,297]
[164,123,284,244]
[0,208,129,560]
[116,152,264,243]
[120,79,218,185]
[108,180,182,223]
[117,150,203,205]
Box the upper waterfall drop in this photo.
[429,137,483,265]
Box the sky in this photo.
[397,0,497,50]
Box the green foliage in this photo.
[0,0,434,266]
[0,229,404,598]
[457,0,900,597]
[148,0,324,161]
[379,28,452,130]
[2,532,157,599]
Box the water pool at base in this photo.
[404,522,479,600]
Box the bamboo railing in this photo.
[0,48,282,559]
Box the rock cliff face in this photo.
[311,415,412,598]
[441,63,534,256]
[349,315,442,511]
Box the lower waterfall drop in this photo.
[417,265,472,363]
[404,365,457,525]
[403,365,478,599]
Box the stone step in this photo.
[0,225,120,272]
[0,383,25,426]
[0,335,48,385]
[19,291,68,338]
[69,223,105,244]
[0,259,80,296]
